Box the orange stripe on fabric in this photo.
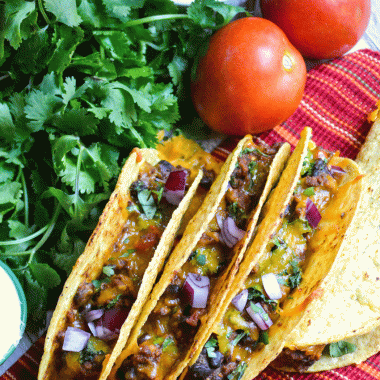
[307,72,370,117]
[299,100,361,149]
[356,361,379,378]
[327,64,379,102]
[302,93,367,141]
[273,125,299,146]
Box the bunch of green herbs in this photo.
[0,0,246,329]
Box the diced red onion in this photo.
[246,302,273,331]
[95,318,118,341]
[305,198,322,228]
[262,273,282,300]
[217,216,245,248]
[87,321,97,336]
[93,308,129,341]
[232,289,248,312]
[85,309,104,323]
[330,165,346,176]
[183,273,210,309]
[164,170,188,205]
[62,326,91,352]
[102,308,129,332]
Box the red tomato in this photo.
[191,17,306,136]
[260,0,371,60]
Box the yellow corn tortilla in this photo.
[38,139,208,380]
[274,112,380,373]
[180,127,363,380]
[108,136,291,380]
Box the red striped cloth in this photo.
[2,48,380,380]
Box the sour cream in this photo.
[0,261,27,364]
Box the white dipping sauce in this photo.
[0,265,23,362]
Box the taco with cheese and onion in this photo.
[271,112,380,374]
[38,135,223,380]
[180,127,363,380]
[105,136,291,380]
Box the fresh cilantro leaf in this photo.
[247,287,277,310]
[29,262,61,289]
[1,0,36,50]
[326,341,356,357]
[44,0,82,27]
[301,149,314,176]
[0,103,16,141]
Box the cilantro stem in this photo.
[20,169,29,228]
[74,145,84,219]
[0,225,48,246]
[122,14,189,28]
[37,0,51,25]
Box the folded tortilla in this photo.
[38,136,221,380]
[272,113,380,373]
[181,127,363,380]
[107,136,291,380]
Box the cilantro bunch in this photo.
[0,0,246,329]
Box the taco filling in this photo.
[114,142,283,380]
[56,157,216,379]
[187,143,349,380]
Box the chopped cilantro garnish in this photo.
[126,203,140,213]
[241,147,270,157]
[152,185,164,203]
[288,259,302,289]
[301,149,314,176]
[106,294,122,309]
[325,341,356,357]
[137,189,157,219]
[92,277,110,291]
[162,337,174,351]
[153,336,165,345]
[303,187,315,196]
[205,338,218,358]
[121,249,136,258]
[231,331,247,346]
[196,254,206,266]
[272,237,286,250]
[259,331,269,345]
[80,338,105,364]
[248,287,277,310]
[227,361,248,380]
[103,265,115,277]
[228,202,247,221]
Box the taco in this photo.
[106,136,291,380]
[180,127,362,380]
[271,113,380,373]
[38,135,223,380]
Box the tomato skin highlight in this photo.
[260,0,371,60]
[191,17,306,136]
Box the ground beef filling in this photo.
[272,344,326,372]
